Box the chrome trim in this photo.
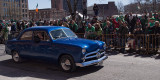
[101,52,105,55]
[85,55,97,60]
[84,49,105,60]
[76,54,108,67]
[85,49,100,57]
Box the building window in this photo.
[22,4,24,8]
[3,3,5,7]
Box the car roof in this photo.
[25,26,69,32]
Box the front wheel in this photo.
[59,55,76,72]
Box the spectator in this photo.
[134,26,143,49]
[94,23,103,40]
[93,4,99,16]
[16,22,21,31]
[85,23,96,39]
[134,19,142,30]
[102,21,112,34]
[62,22,69,28]
[140,15,147,32]
[151,21,160,50]
[0,23,3,32]
[119,22,129,53]
[148,18,155,28]
[11,22,16,32]
[69,20,78,33]
[77,21,86,34]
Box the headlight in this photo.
[82,48,86,53]
[103,43,107,49]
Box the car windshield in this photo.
[50,29,77,40]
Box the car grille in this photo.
[84,49,105,62]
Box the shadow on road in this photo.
[0,59,103,80]
[108,49,160,59]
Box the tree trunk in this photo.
[65,0,79,20]
[66,0,73,16]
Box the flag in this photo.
[137,3,141,10]
[137,5,140,10]
[36,3,38,12]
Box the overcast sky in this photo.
[28,0,130,9]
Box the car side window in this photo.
[34,31,50,41]
[20,31,33,40]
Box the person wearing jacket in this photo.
[150,21,160,51]
[119,21,129,53]
[93,4,99,16]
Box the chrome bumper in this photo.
[76,54,108,67]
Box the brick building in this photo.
[124,2,160,14]
[29,0,66,21]
[87,2,118,18]
[0,0,29,20]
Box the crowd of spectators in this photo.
[0,12,160,52]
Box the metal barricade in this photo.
[76,33,160,54]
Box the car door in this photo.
[32,31,55,61]
[17,30,33,58]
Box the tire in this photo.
[59,55,76,72]
[12,51,22,63]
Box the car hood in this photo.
[53,38,103,52]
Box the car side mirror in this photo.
[34,36,41,43]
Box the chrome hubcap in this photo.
[13,52,19,62]
[61,59,71,70]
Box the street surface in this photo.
[0,44,160,80]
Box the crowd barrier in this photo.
[0,32,159,54]
[76,33,160,54]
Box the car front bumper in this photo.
[76,54,108,67]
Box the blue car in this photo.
[5,26,108,72]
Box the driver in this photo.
[36,32,44,40]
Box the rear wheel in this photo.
[12,51,22,63]
[59,55,76,72]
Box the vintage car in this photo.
[5,26,108,72]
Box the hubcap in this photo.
[13,52,19,62]
[61,59,71,71]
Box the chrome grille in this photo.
[84,49,105,62]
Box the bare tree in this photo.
[65,0,80,20]
[117,1,124,14]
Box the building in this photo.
[0,0,29,20]
[29,0,66,21]
[124,1,160,14]
[87,2,118,18]
[63,0,87,13]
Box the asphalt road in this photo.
[0,44,160,80]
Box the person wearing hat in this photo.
[145,18,155,34]
[149,18,155,28]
